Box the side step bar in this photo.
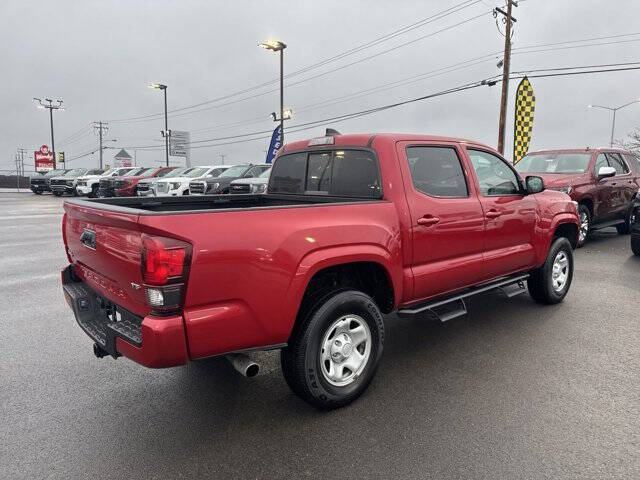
[398,274,529,322]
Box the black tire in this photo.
[577,205,590,248]
[632,235,640,257]
[183,190,189,195]
[528,237,574,305]
[281,290,384,409]
[52,191,62,197]
[33,190,42,195]
[89,185,98,198]
[615,208,633,235]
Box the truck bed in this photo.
[67,193,381,214]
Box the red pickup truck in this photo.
[61,133,579,408]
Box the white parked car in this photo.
[76,167,133,197]
[152,165,230,196]
[137,167,194,196]
[229,167,272,194]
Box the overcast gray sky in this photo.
[2,0,639,172]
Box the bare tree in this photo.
[614,128,640,154]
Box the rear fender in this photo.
[282,244,401,335]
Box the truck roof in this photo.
[283,133,496,153]
[526,147,633,155]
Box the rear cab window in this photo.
[270,149,381,198]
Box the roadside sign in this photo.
[57,151,65,164]
[34,145,54,172]
[114,149,133,167]
[170,130,189,157]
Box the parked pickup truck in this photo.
[515,148,640,247]
[30,169,68,194]
[61,133,579,408]
[189,164,271,194]
[51,168,103,196]
[76,167,134,197]
[98,166,177,197]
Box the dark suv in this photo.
[516,148,640,246]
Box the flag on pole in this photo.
[265,125,282,164]
[513,77,535,164]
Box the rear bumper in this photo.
[61,266,188,368]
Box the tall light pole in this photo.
[588,100,640,147]
[149,83,170,166]
[259,40,287,144]
[33,98,64,169]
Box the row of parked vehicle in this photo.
[30,163,272,198]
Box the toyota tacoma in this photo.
[61,133,579,408]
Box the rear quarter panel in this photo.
[137,201,404,358]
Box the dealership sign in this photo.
[34,145,54,172]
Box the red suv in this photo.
[516,148,640,246]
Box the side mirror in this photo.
[525,175,545,194]
[597,166,616,181]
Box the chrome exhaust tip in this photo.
[225,353,260,378]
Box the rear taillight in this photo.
[141,234,191,314]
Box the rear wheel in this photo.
[528,237,574,305]
[281,290,384,409]
[577,205,590,247]
[632,236,640,256]
[615,208,633,235]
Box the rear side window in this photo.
[622,154,639,172]
[270,150,381,198]
[406,146,468,197]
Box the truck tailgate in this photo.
[63,201,149,317]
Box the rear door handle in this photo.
[417,215,440,226]
[485,210,502,219]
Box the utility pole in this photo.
[93,121,109,169]
[33,98,64,169]
[219,153,226,165]
[17,148,27,176]
[495,1,517,155]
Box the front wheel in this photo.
[616,208,633,235]
[33,190,42,195]
[89,185,98,198]
[281,290,384,409]
[52,191,62,197]
[528,237,574,305]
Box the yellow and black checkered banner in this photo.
[513,76,535,164]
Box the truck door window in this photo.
[468,149,520,196]
[605,153,629,175]
[406,146,468,197]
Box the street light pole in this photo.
[163,87,169,167]
[279,48,284,144]
[33,98,64,169]
[149,83,170,166]
[259,40,287,144]
[588,100,640,147]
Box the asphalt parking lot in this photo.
[1,191,638,480]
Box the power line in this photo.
[106,0,486,123]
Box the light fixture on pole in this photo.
[588,99,640,147]
[259,39,287,143]
[33,97,64,169]
[148,83,170,166]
